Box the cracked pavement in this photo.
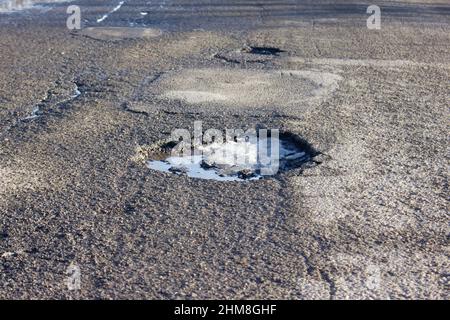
[0,0,449,299]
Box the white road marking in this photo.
[97,1,125,23]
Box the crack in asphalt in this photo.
[320,270,337,299]
[131,72,164,101]
[0,80,83,141]
[19,83,81,122]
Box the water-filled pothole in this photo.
[145,132,315,181]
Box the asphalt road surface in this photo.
[0,0,449,299]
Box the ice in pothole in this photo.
[147,133,312,181]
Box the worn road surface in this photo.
[0,0,449,299]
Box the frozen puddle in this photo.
[148,156,247,182]
[0,0,70,12]
[147,133,314,181]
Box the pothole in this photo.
[214,46,286,65]
[243,46,286,56]
[143,132,316,181]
